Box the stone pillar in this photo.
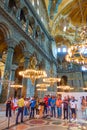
[32,25,36,39]
[10,64,18,97]
[25,16,29,34]
[27,79,35,98]
[11,64,18,81]
[4,0,9,11]
[38,31,42,45]
[22,52,30,97]
[4,49,14,74]
[16,8,21,25]
[0,39,15,102]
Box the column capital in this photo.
[5,38,17,49]
[11,64,18,71]
[24,51,31,59]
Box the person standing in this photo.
[56,95,62,119]
[70,96,77,121]
[38,98,45,118]
[48,95,52,116]
[5,97,12,118]
[30,97,36,118]
[63,96,69,120]
[43,95,48,115]
[50,96,56,118]
[24,98,30,116]
[12,97,18,115]
[16,96,24,124]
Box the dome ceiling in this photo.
[44,0,87,47]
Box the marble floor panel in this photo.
[0,111,87,130]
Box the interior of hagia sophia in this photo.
[0,0,87,102]
[0,1,87,130]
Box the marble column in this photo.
[10,64,18,97]
[22,53,30,97]
[32,25,36,39]
[0,40,15,102]
[16,8,21,25]
[25,16,29,34]
[38,31,42,45]
[4,0,9,11]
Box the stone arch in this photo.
[8,0,20,9]
[0,22,11,39]
[19,40,27,51]
[20,6,28,23]
[28,16,36,36]
[13,40,28,89]
[41,32,45,42]
[38,59,45,70]
[60,75,68,85]
[29,16,35,29]
[0,22,12,60]
[0,23,12,78]
[7,0,20,16]
[13,40,27,65]
[36,25,41,38]
[8,0,16,9]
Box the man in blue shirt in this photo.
[50,96,56,117]
[30,97,36,118]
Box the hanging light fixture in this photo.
[36,83,50,88]
[19,69,47,85]
[11,84,23,88]
[37,88,47,91]
[19,69,47,79]
[57,85,74,90]
[83,87,87,90]
[43,77,61,84]
[66,44,87,65]
[19,55,47,85]
[43,68,61,86]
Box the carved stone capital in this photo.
[11,64,18,71]
[5,38,18,48]
[24,51,31,59]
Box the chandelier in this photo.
[66,44,87,65]
[36,83,50,88]
[57,85,74,90]
[11,84,23,88]
[19,55,47,85]
[65,20,87,65]
[43,77,61,84]
[43,68,61,85]
[19,69,47,85]
[37,88,47,91]
[80,26,87,41]
[83,87,87,90]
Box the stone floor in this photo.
[0,109,87,130]
[0,115,87,130]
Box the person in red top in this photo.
[56,95,62,118]
[43,95,48,115]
